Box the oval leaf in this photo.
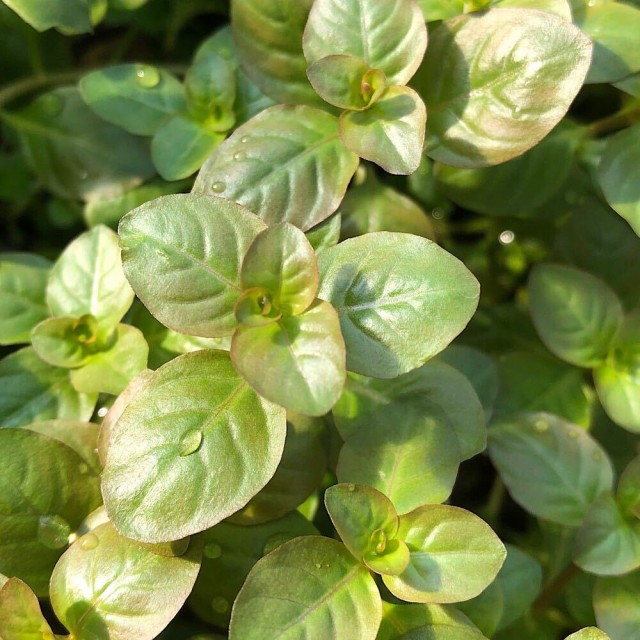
[593,572,640,640]
[101,350,287,542]
[318,232,479,378]
[0,577,54,639]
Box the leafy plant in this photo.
[0,0,639,638]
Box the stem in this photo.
[533,562,580,613]
[484,475,505,528]
[588,105,640,136]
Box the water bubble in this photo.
[68,532,78,545]
[211,596,229,613]
[513,106,523,119]
[79,533,99,551]
[39,93,64,117]
[315,563,321,569]
[37,515,71,550]
[533,418,549,433]
[240,136,249,144]
[211,181,226,193]
[499,230,515,245]
[179,429,203,456]
[234,151,247,161]
[432,208,444,220]
[204,542,222,559]
[97,406,108,418]
[135,64,161,88]
[263,533,290,556]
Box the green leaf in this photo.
[47,225,134,333]
[306,212,342,255]
[494,352,590,427]
[574,492,640,576]
[193,105,359,231]
[3,87,154,200]
[0,429,102,596]
[303,0,427,85]
[50,522,202,640]
[457,545,542,636]
[614,71,640,98]
[231,0,323,106]
[317,232,479,378]
[151,113,225,181]
[0,577,55,639]
[493,0,572,18]
[185,53,236,131]
[593,572,640,640]
[434,123,580,216]
[0,347,97,428]
[307,55,384,111]
[598,123,640,237]
[414,8,592,167]
[79,63,186,136]
[231,300,346,416]
[119,193,266,337]
[332,360,485,459]
[339,175,435,240]
[101,350,286,542]
[378,602,488,640]
[528,264,624,368]
[383,504,506,603]
[229,413,327,525]
[337,402,461,512]
[417,0,464,21]
[240,223,319,317]
[69,323,148,395]
[229,536,382,640]
[618,454,640,519]
[564,629,611,640]
[339,86,426,175]
[488,412,614,526]
[0,253,50,345]
[575,1,640,83]
[188,512,318,627]
[1,0,92,32]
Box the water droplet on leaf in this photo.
[315,563,321,569]
[533,418,549,432]
[38,515,71,550]
[179,429,203,456]
[39,93,64,117]
[79,533,99,551]
[241,136,249,144]
[211,181,226,193]
[234,151,247,161]
[211,596,229,613]
[135,64,161,88]
[97,406,108,418]
[204,542,222,559]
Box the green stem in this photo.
[533,562,580,613]
[588,105,640,136]
[0,72,80,109]
[484,475,505,528]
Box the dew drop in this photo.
[432,208,445,220]
[499,229,515,245]
[211,596,229,613]
[263,532,290,556]
[135,64,161,88]
[39,93,64,117]
[513,106,523,119]
[240,136,249,144]
[179,429,203,456]
[97,406,108,418]
[79,533,99,551]
[37,515,71,550]
[315,563,321,569]
[234,151,247,161]
[211,181,226,193]
[204,542,222,559]
[533,418,549,433]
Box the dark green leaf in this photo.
[1,0,92,32]
[101,350,286,542]
[194,105,359,231]
[617,455,640,519]
[318,232,479,378]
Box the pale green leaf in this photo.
[593,572,640,640]
[0,577,54,640]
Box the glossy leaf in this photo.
[193,105,359,231]
[79,64,186,136]
[31,316,97,369]
[231,0,322,106]
[50,522,202,640]
[188,512,318,627]
[0,577,55,639]
[417,0,464,20]
[1,0,92,32]
[47,225,134,333]
[618,455,640,519]
[306,212,342,254]
[101,350,287,542]
[303,0,427,86]
[574,492,640,576]
[229,536,382,640]
[69,323,149,395]
[598,123,640,237]
[318,232,479,378]
[240,223,319,316]
[231,300,346,416]
[415,8,592,167]
[488,412,614,526]
[528,264,623,368]
[0,347,96,427]
[119,193,266,337]
[565,630,610,640]
[337,402,461,513]
[383,505,506,603]
[494,0,571,18]
[0,253,50,345]
[593,572,640,640]
[339,86,426,175]
[332,360,485,459]
[151,114,225,181]
[2,87,154,200]
[0,429,102,596]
